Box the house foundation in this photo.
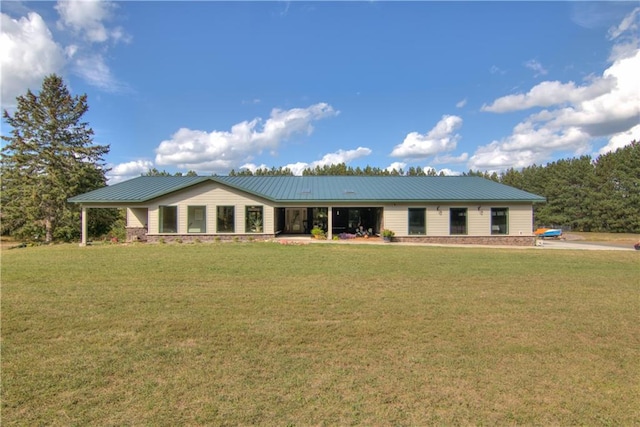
[126,227,148,242]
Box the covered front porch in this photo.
[275,207,383,238]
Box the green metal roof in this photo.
[68,176,209,203]
[68,176,546,204]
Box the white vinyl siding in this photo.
[386,204,535,237]
[467,207,485,236]
[148,181,274,235]
[508,204,536,236]
[142,179,536,237]
[127,208,148,228]
[382,205,407,235]
[427,207,449,236]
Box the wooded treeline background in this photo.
[2,75,639,243]
[223,141,640,233]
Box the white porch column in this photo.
[80,206,88,247]
[327,206,333,240]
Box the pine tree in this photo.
[593,141,640,232]
[1,74,110,242]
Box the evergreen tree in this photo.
[142,168,173,176]
[593,141,640,232]
[1,74,110,242]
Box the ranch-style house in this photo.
[68,175,546,246]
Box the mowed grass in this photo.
[2,242,638,425]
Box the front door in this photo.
[285,208,307,234]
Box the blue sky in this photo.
[2,1,639,183]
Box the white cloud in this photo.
[607,7,639,40]
[242,98,261,105]
[490,65,506,75]
[314,147,371,166]
[390,115,463,159]
[456,98,467,108]
[422,166,462,176]
[282,147,372,176]
[65,44,79,58]
[468,141,548,171]
[607,8,639,62]
[55,0,128,44]
[155,103,338,173]
[282,162,309,176]
[471,8,640,171]
[524,59,548,77]
[256,103,338,145]
[107,159,154,184]
[386,162,406,173]
[599,123,640,155]
[481,78,615,113]
[433,152,469,164]
[1,1,129,106]
[55,0,129,92]
[238,163,268,173]
[0,12,65,108]
[72,54,128,93]
[435,168,461,176]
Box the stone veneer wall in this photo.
[393,235,536,246]
[142,234,535,246]
[145,234,272,243]
[126,227,148,242]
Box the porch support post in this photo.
[327,206,333,240]
[80,206,88,247]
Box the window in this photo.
[408,208,426,235]
[491,208,508,235]
[187,206,206,233]
[245,206,263,233]
[450,208,467,235]
[217,206,235,233]
[159,206,177,233]
[312,207,328,232]
[348,209,361,232]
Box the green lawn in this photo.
[2,242,639,425]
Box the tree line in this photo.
[2,75,638,243]
[227,164,446,176]
[498,143,639,233]
[228,143,640,233]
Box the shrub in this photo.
[382,229,395,238]
[311,226,326,239]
